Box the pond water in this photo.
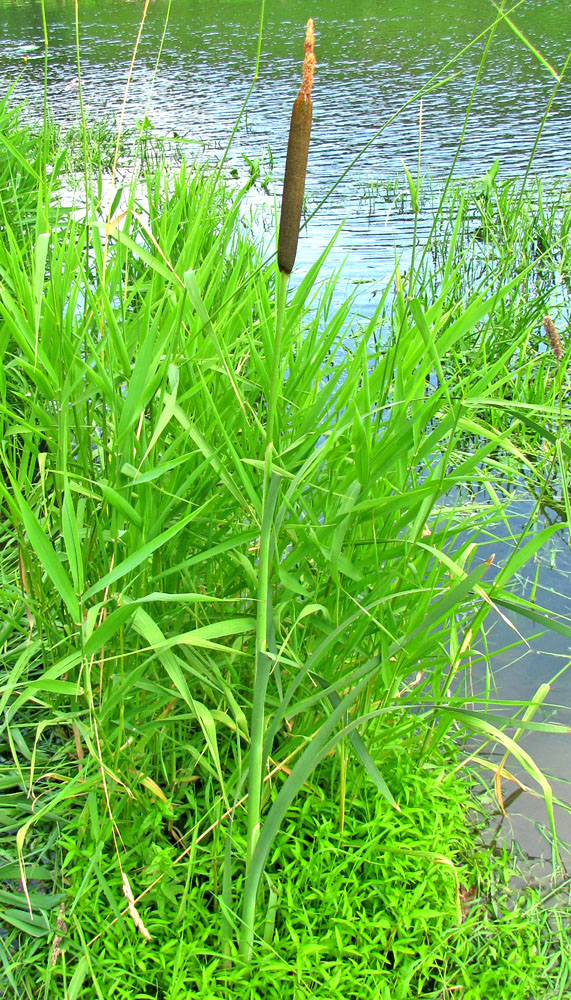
[467,495,571,863]
[1,0,570,855]
[1,0,570,284]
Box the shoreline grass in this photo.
[0,22,570,996]
[7,739,568,999]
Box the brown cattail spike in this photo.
[300,19,316,98]
[278,19,315,275]
[543,315,563,364]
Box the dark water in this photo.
[0,0,570,855]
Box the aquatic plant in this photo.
[242,18,316,961]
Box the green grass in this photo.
[1,5,571,996]
[6,745,566,1000]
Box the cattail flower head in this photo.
[277,19,315,275]
[543,315,563,364]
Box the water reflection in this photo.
[463,493,571,855]
[2,0,568,306]
[1,0,569,181]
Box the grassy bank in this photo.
[0,76,570,1000]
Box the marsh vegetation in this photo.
[1,4,570,997]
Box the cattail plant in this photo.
[241,19,315,962]
[543,315,563,364]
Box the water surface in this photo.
[2,1,569,290]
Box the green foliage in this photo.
[7,749,563,1000]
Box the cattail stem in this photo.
[277,19,315,274]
